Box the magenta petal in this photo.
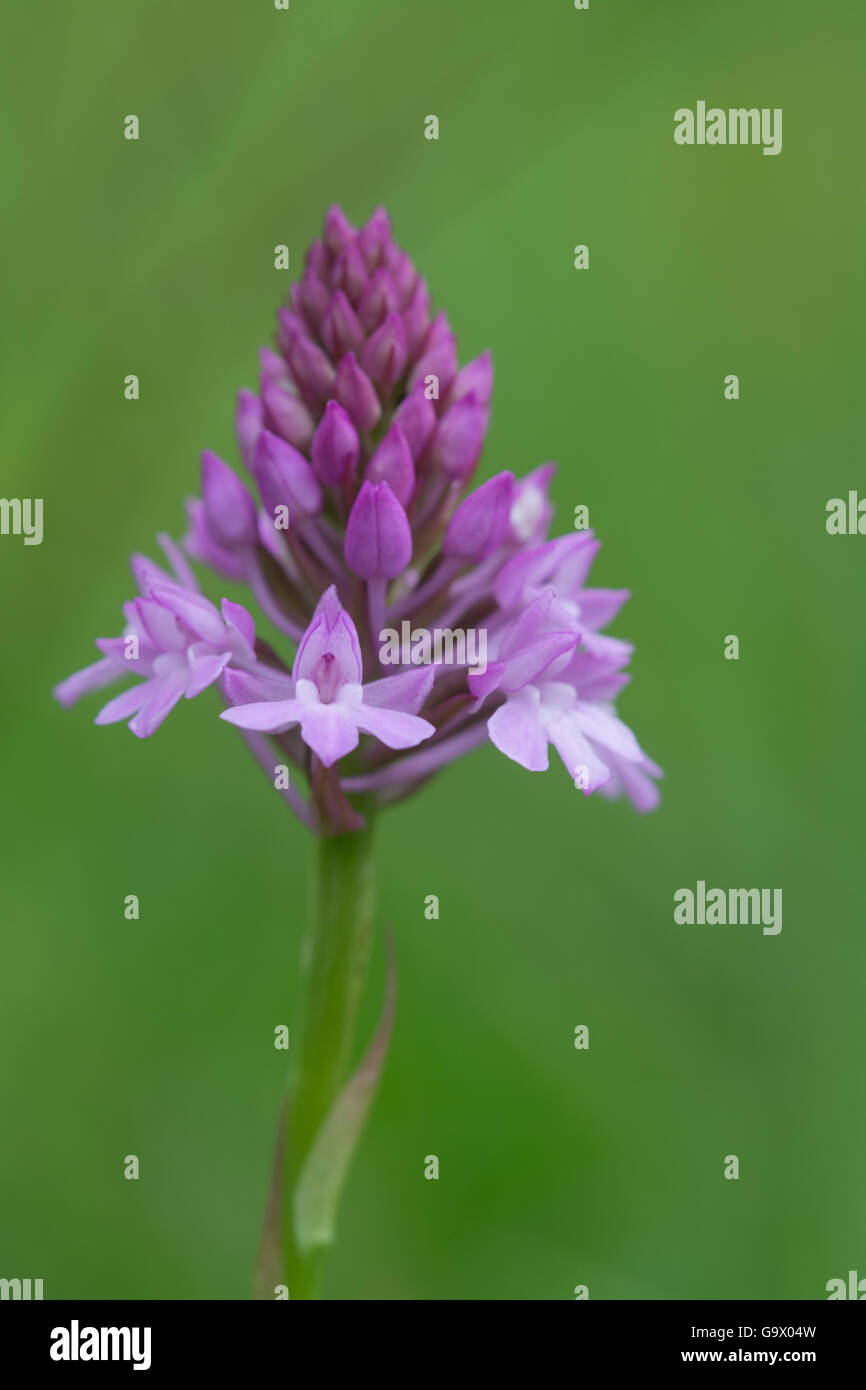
[443,472,515,561]
[253,430,322,520]
[429,394,487,480]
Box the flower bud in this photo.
[358,268,400,331]
[323,205,354,256]
[393,388,437,461]
[235,389,263,470]
[365,424,415,507]
[332,243,367,302]
[311,401,360,487]
[320,290,364,360]
[335,352,382,431]
[260,376,314,451]
[253,429,322,523]
[408,335,457,396]
[344,480,412,579]
[361,312,408,391]
[286,332,336,403]
[201,451,258,548]
[429,393,487,479]
[443,472,515,561]
[358,206,393,270]
[450,350,493,407]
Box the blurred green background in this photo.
[2,0,864,1300]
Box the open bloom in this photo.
[55,204,661,829]
[222,587,434,766]
[54,542,266,738]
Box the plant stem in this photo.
[280,815,376,1299]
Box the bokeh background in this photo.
[2,0,864,1300]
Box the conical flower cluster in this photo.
[56,206,661,831]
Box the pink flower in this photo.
[221,588,434,768]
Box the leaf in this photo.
[293,928,397,1255]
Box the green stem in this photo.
[280,815,376,1299]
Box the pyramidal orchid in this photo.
[55,205,661,1298]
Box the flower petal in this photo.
[54,656,120,708]
[352,702,435,750]
[487,688,549,771]
[298,703,360,766]
[128,670,190,738]
[362,665,434,714]
[94,682,151,726]
[221,699,303,734]
[185,649,231,699]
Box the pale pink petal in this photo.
[221,698,303,734]
[353,702,435,750]
[297,703,360,765]
[362,665,434,713]
[487,688,549,771]
[128,670,190,737]
[54,657,120,708]
[94,682,151,725]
